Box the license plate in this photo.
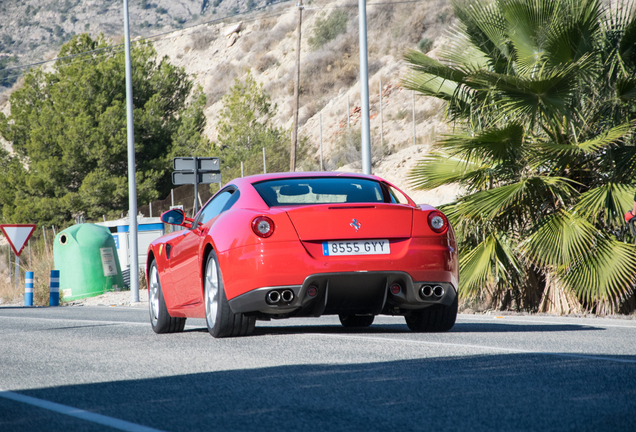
[322,239,390,256]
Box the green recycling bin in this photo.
[53,224,125,301]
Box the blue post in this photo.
[25,271,34,306]
[50,270,59,306]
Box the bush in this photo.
[418,38,432,53]
[191,30,217,51]
[308,10,348,51]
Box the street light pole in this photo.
[123,0,139,303]
[358,0,371,175]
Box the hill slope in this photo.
[1,0,460,205]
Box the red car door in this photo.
[169,189,238,308]
[168,228,204,308]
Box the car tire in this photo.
[405,294,458,332]
[339,314,375,328]
[148,260,186,334]
[204,251,256,338]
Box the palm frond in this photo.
[521,209,596,269]
[616,0,636,70]
[499,0,559,74]
[543,0,602,67]
[408,152,485,190]
[436,123,525,164]
[575,182,634,225]
[459,232,523,296]
[466,59,588,123]
[563,237,636,303]
[403,51,470,82]
[537,120,636,155]
[459,176,576,220]
[451,0,511,73]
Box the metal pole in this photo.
[7,245,11,287]
[290,0,303,172]
[193,156,199,216]
[319,111,323,171]
[358,0,372,175]
[28,239,31,264]
[263,147,267,174]
[150,202,152,218]
[123,0,139,303]
[380,80,383,151]
[42,226,47,251]
[171,189,174,207]
[15,255,19,293]
[52,226,56,237]
[412,90,416,146]
[241,161,244,177]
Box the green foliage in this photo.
[308,10,348,51]
[0,55,18,87]
[417,38,432,53]
[404,0,636,313]
[212,71,292,182]
[0,33,209,226]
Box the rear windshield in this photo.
[253,177,388,207]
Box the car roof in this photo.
[229,171,386,188]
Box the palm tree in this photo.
[403,0,636,314]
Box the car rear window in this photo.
[253,177,387,207]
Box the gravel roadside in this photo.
[64,289,149,308]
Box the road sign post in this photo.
[172,157,221,215]
[1,224,37,298]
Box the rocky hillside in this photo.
[1,0,461,206]
[0,0,272,89]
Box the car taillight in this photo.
[251,216,275,238]
[427,211,448,234]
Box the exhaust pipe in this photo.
[420,285,433,298]
[433,285,444,298]
[281,289,294,303]
[267,290,281,304]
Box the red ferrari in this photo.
[146,172,459,337]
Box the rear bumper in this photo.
[218,237,459,303]
[228,271,457,317]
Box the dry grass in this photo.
[205,62,241,105]
[297,1,452,105]
[191,28,218,51]
[0,237,60,306]
[255,53,279,73]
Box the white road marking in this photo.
[0,390,165,432]
[457,315,636,329]
[317,334,636,364]
[0,314,205,330]
[0,315,148,326]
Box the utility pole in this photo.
[358,0,371,174]
[290,0,303,172]
[123,0,139,303]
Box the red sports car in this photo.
[146,172,458,337]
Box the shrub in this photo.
[255,54,279,72]
[191,30,217,51]
[308,10,348,51]
[418,38,432,52]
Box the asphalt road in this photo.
[0,306,635,432]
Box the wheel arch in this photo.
[201,242,215,297]
[146,251,156,283]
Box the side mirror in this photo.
[161,209,186,226]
